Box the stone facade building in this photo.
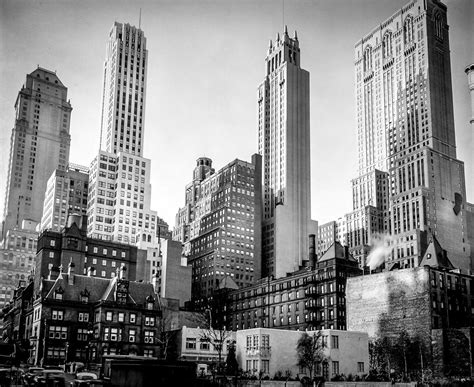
[346,238,474,376]
[173,155,262,305]
[2,67,71,240]
[349,0,472,270]
[87,22,163,244]
[258,28,318,278]
[26,265,161,366]
[235,328,369,380]
[0,221,37,308]
[220,241,361,332]
[40,163,89,232]
[35,215,138,288]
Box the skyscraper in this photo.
[0,67,71,306]
[100,22,147,156]
[173,155,262,303]
[258,28,317,278]
[2,68,72,239]
[351,0,471,270]
[87,23,159,244]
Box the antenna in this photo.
[139,8,142,29]
[283,0,286,31]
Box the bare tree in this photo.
[197,310,233,373]
[296,331,326,382]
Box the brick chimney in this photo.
[48,266,60,281]
[68,259,75,285]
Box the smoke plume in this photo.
[366,234,398,271]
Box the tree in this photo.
[296,331,326,381]
[196,310,234,374]
[226,342,238,375]
[155,308,179,360]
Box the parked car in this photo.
[23,367,44,386]
[69,372,97,386]
[33,369,66,386]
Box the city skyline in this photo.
[1,0,472,229]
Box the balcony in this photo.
[245,346,271,358]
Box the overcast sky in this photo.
[1,0,472,228]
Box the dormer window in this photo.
[54,287,64,300]
[146,295,154,310]
[80,289,90,303]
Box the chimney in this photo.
[119,264,127,280]
[49,266,60,281]
[68,259,75,285]
[87,266,96,277]
[151,274,159,293]
[308,234,316,269]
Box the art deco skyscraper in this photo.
[87,23,159,245]
[351,0,471,270]
[2,68,71,239]
[100,22,147,156]
[258,28,317,278]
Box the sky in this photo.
[0,0,473,228]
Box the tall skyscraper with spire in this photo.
[258,27,318,278]
[347,0,471,271]
[87,23,160,244]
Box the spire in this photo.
[284,25,288,35]
[276,32,280,42]
[269,39,273,49]
[294,30,298,41]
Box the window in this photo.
[55,291,63,300]
[118,312,125,322]
[200,340,210,350]
[110,328,120,341]
[331,335,339,349]
[129,329,136,342]
[103,327,109,341]
[78,312,89,322]
[262,360,269,374]
[50,240,56,247]
[49,326,67,339]
[106,311,113,321]
[357,362,364,373]
[129,313,136,323]
[77,328,88,341]
[145,316,155,326]
[186,337,196,349]
[144,331,154,344]
[332,361,339,376]
[52,310,64,320]
[49,252,54,258]
[144,349,154,357]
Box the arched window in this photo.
[404,16,414,44]
[383,32,392,59]
[435,13,443,39]
[363,46,373,72]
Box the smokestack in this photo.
[308,234,316,269]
